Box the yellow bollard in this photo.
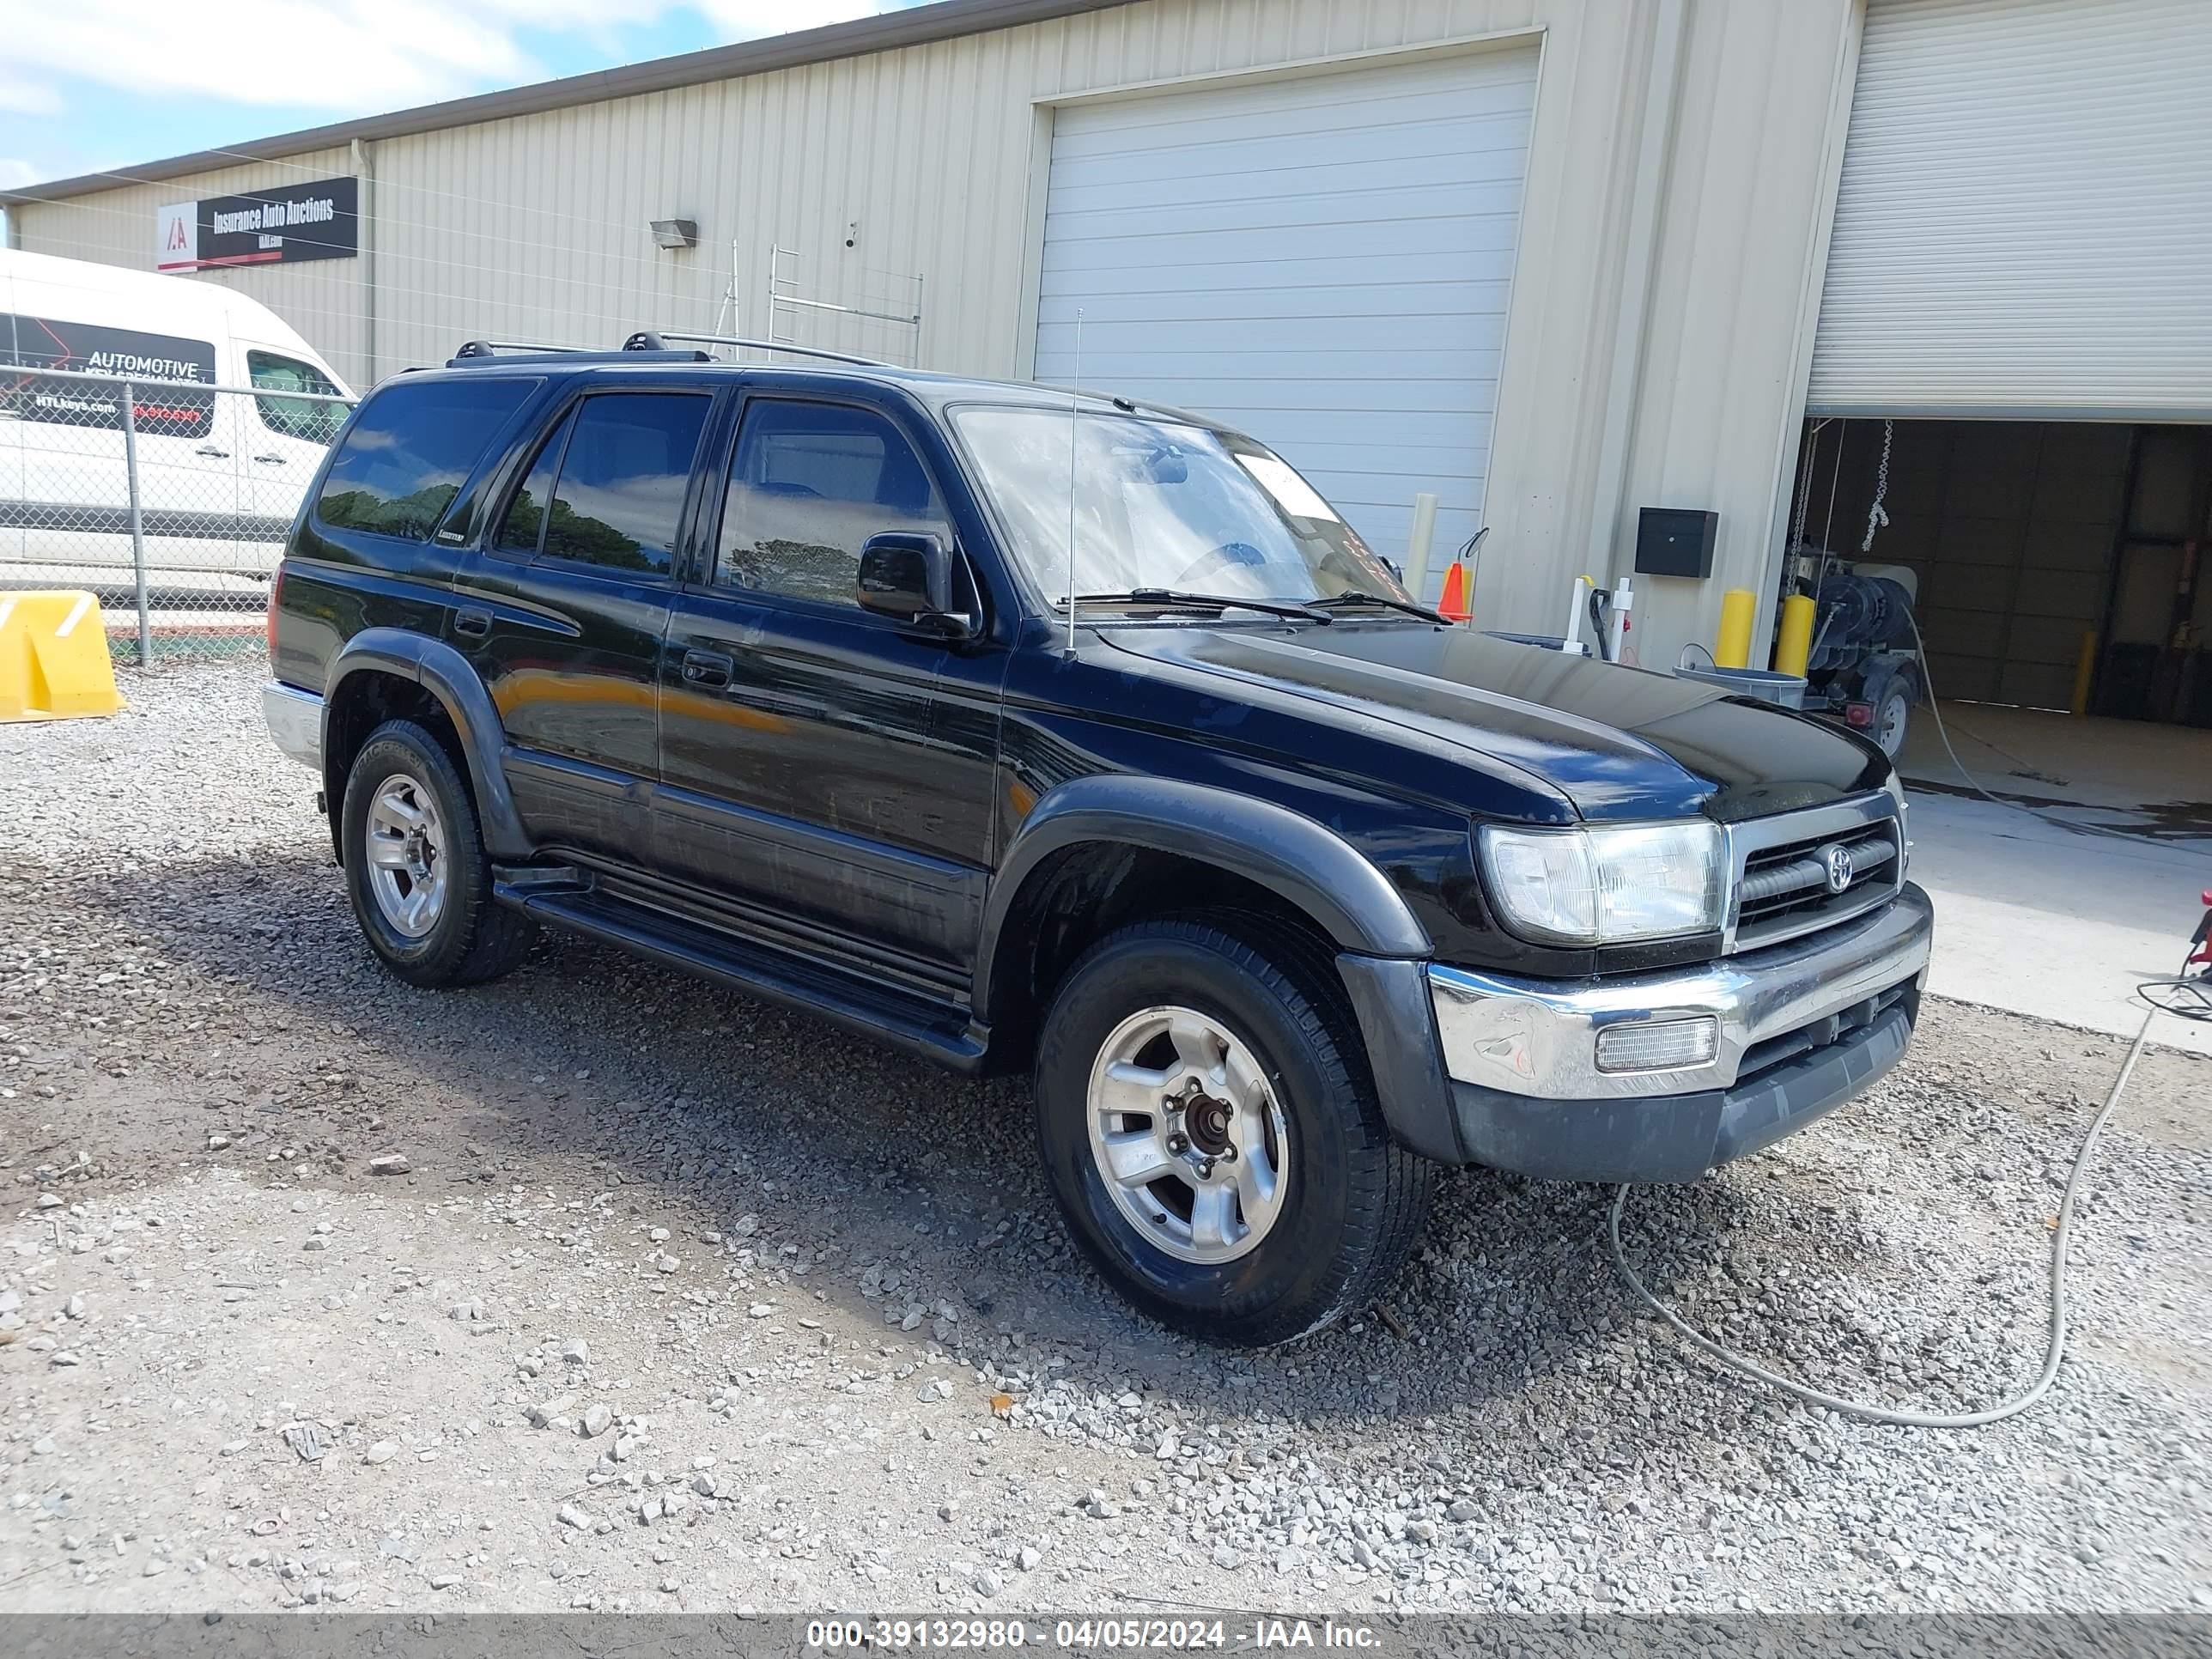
[1773,593,1817,678]
[0,591,125,722]
[2071,629,2098,717]
[1714,587,1756,669]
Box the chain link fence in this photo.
[1,367,355,665]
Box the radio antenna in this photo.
[1064,307,1083,659]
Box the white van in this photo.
[1,247,354,586]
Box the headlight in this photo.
[1478,820,1725,945]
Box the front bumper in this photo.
[264,680,323,771]
[1426,883,1933,1182]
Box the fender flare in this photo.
[324,629,532,860]
[972,774,1431,1022]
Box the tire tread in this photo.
[343,720,534,989]
[1037,915,1433,1345]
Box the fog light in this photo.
[1594,1016,1720,1073]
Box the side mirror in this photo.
[857,532,969,633]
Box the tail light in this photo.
[267,566,284,665]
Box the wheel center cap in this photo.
[1185,1094,1233,1157]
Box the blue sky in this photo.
[1,1,923,195]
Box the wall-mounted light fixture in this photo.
[650,219,699,251]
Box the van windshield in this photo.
[248,349,347,445]
[951,405,1407,609]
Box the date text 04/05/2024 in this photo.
[804,1620,1382,1650]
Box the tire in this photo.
[339,719,535,988]
[1034,918,1434,1346]
[1874,685,1911,759]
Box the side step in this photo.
[496,878,988,1073]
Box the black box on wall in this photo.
[1634,507,1717,578]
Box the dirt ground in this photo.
[1,664,2207,1615]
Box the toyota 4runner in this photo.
[264,335,1933,1345]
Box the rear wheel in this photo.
[1034,918,1433,1345]
[340,719,534,988]
[1874,684,1911,758]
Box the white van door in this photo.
[238,342,347,546]
[6,315,244,584]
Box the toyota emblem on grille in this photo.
[1821,842,1855,895]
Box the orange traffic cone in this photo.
[1437,561,1471,623]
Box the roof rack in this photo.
[443,331,890,370]
[452,338,589,357]
[658,331,891,368]
[447,333,713,368]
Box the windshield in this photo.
[951,405,1409,609]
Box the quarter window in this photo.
[317,376,539,542]
[719,400,951,607]
[247,349,346,445]
[537,393,711,578]
[493,409,575,557]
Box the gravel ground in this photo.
[0,662,2207,1614]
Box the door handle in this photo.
[680,648,734,689]
[252,453,288,465]
[194,445,230,458]
[454,608,491,639]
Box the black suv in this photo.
[265,337,1933,1345]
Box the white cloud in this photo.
[0,70,65,118]
[0,158,42,190]
[9,3,548,114]
[7,1,901,118]
[697,0,890,37]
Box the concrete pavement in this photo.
[1894,702,2212,1055]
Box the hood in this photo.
[1097,622,1891,821]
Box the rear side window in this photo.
[1,313,216,439]
[317,377,538,541]
[532,393,710,578]
[247,349,346,446]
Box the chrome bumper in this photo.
[263,681,323,772]
[1429,883,1934,1101]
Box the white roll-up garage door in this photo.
[1810,0,2212,419]
[1033,48,1537,583]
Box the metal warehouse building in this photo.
[6,0,2209,707]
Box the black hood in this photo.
[1097,621,1892,822]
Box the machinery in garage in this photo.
[1781,550,1923,757]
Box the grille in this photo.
[1736,977,1917,1085]
[1725,796,1905,952]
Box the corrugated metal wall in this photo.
[9,0,1860,657]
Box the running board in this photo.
[495,879,988,1073]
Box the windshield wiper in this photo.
[1308,591,1451,624]
[1066,588,1334,623]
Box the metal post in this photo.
[1403,492,1439,602]
[120,381,151,667]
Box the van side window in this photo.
[718,400,951,607]
[247,349,346,445]
[535,393,711,579]
[0,313,216,440]
[317,377,539,542]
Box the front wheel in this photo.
[1034,919,1433,1345]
